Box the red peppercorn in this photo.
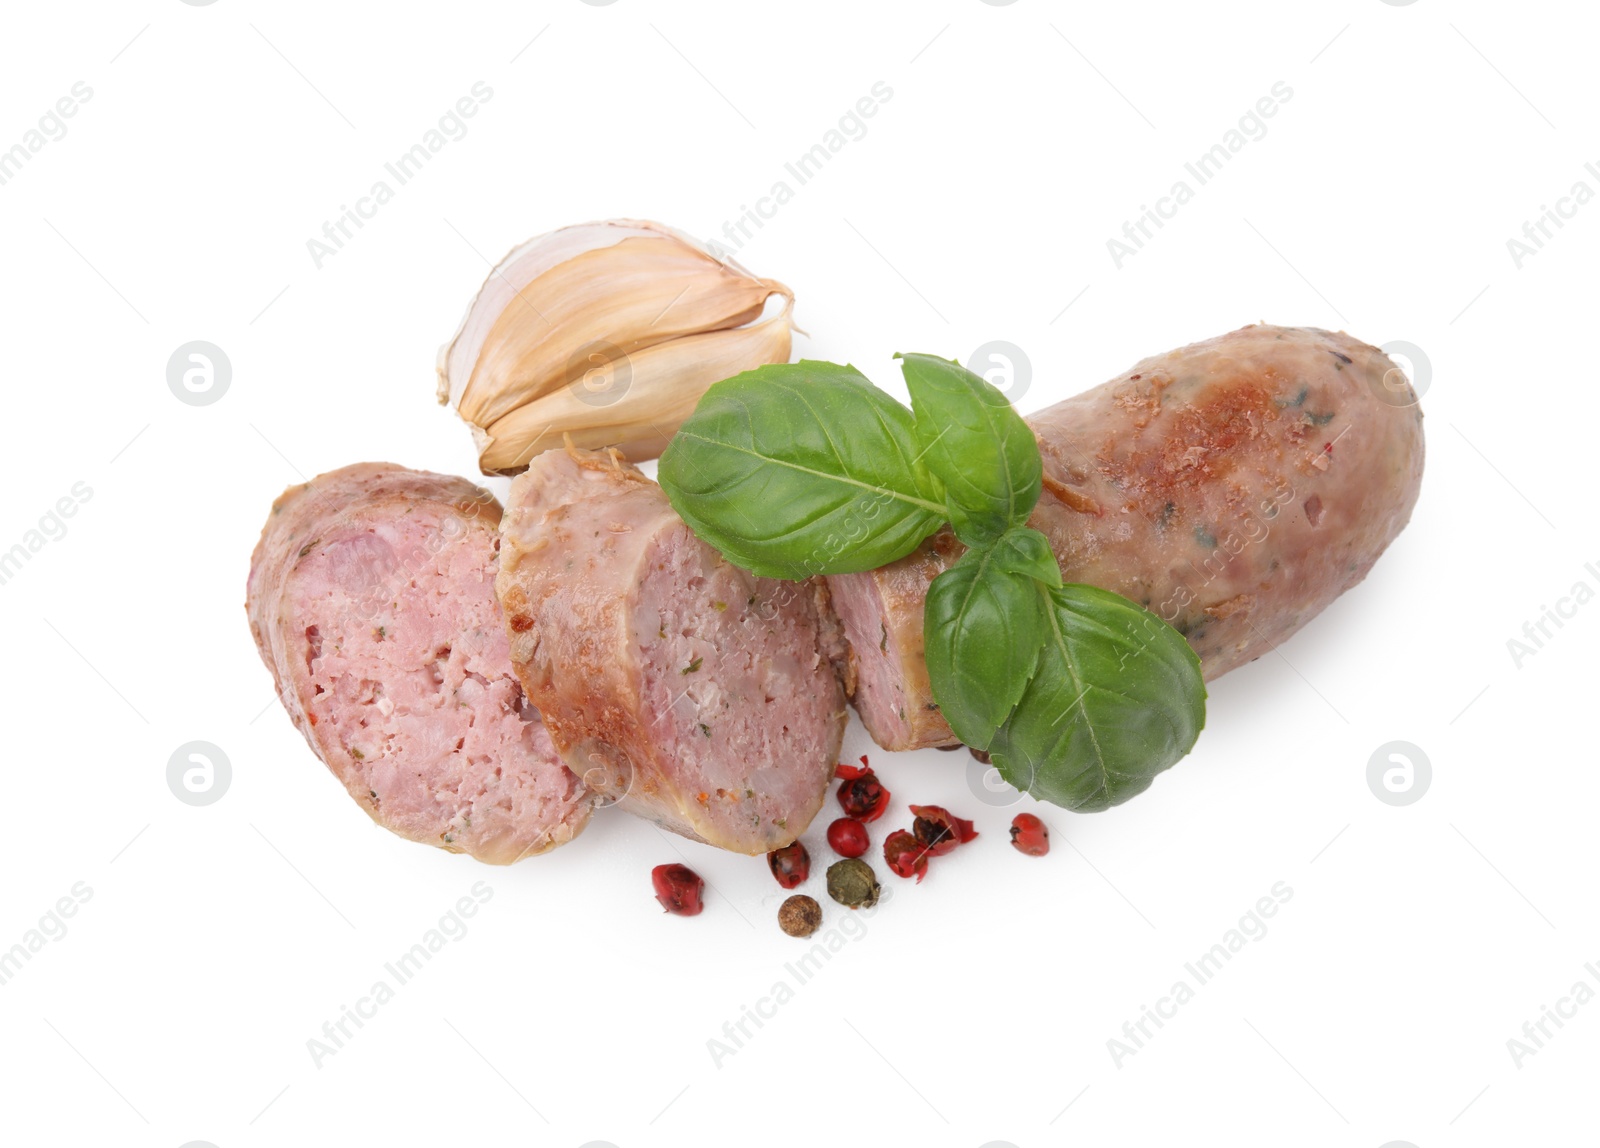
[767,841,810,889]
[908,804,978,857]
[836,756,890,822]
[651,863,705,915]
[826,817,870,858]
[1009,813,1049,856]
[882,829,929,882]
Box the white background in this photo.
[0,2,1593,1146]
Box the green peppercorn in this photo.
[777,894,822,937]
[826,858,880,909]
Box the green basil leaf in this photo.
[923,546,1048,750]
[898,352,1042,548]
[658,361,948,579]
[986,525,1062,588]
[988,583,1206,812]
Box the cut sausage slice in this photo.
[496,447,847,854]
[247,464,594,863]
[828,324,1426,751]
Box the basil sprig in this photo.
[658,356,1206,811]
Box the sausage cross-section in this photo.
[495,446,848,854]
[247,463,595,862]
[827,324,1426,751]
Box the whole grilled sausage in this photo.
[826,324,1425,751]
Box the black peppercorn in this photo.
[778,894,822,937]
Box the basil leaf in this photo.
[988,584,1206,812]
[898,352,1042,548]
[658,361,947,579]
[923,546,1048,750]
[986,525,1062,588]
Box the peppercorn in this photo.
[882,829,930,882]
[836,757,890,822]
[968,746,992,765]
[826,858,881,908]
[651,863,705,915]
[767,841,810,889]
[826,817,870,858]
[935,743,963,751]
[909,804,978,857]
[777,894,822,937]
[1009,813,1050,856]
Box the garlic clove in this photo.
[476,305,793,474]
[439,219,790,431]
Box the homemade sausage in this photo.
[827,324,1426,751]
[496,446,848,854]
[247,464,595,862]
